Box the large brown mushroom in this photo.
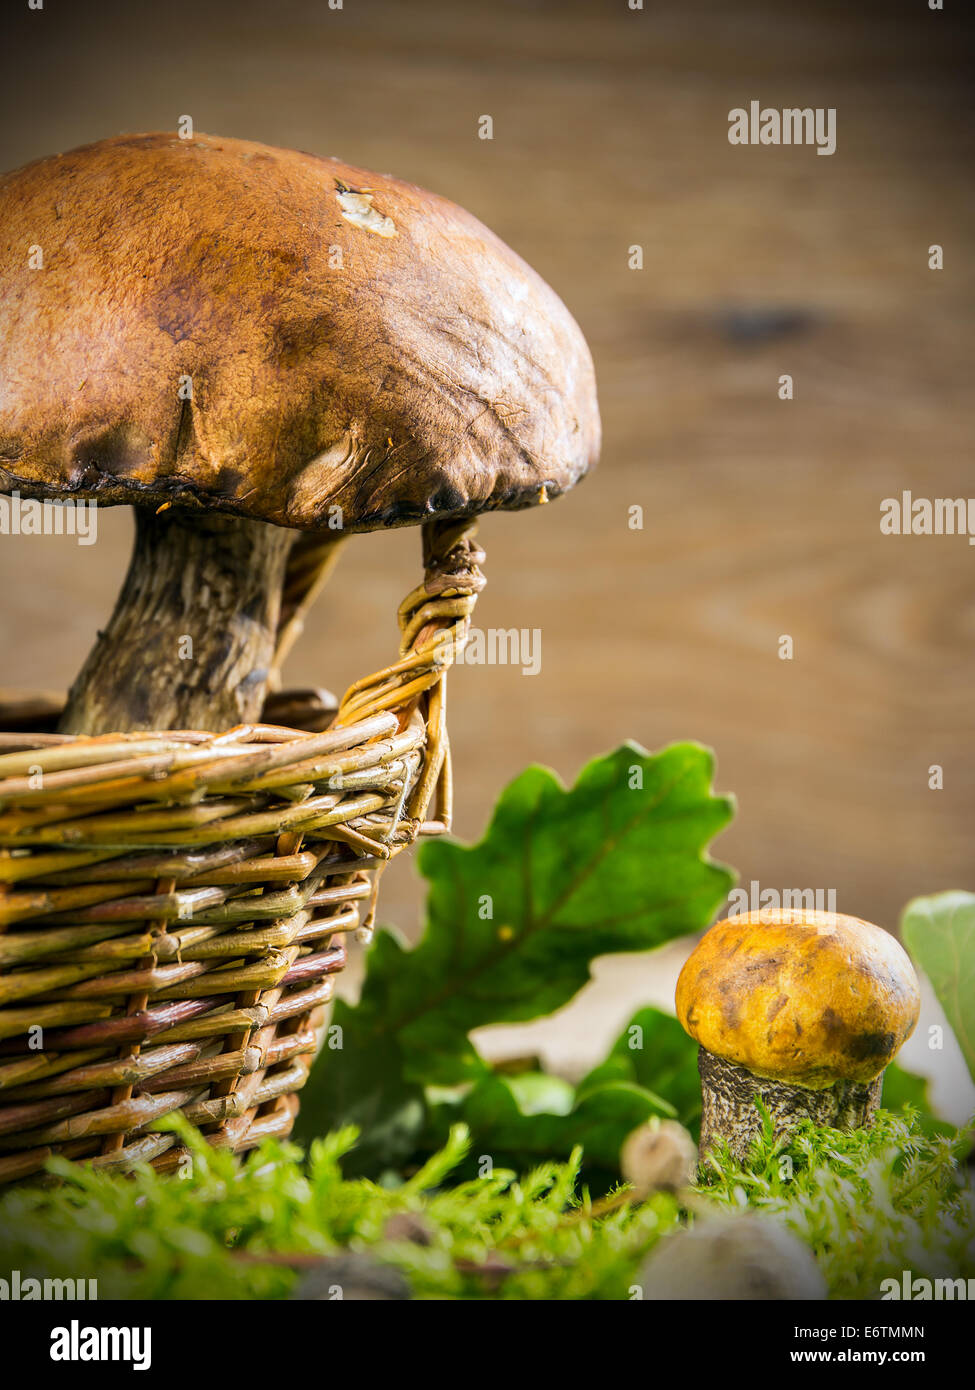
[675,908,921,1163]
[0,133,599,734]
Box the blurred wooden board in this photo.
[0,0,971,946]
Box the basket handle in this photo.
[333,518,485,834]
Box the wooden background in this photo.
[1,0,973,1104]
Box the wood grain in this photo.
[0,0,971,949]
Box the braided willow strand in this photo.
[334,520,485,832]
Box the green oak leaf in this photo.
[901,891,975,1085]
[402,741,733,1084]
[578,1005,702,1135]
[295,742,734,1163]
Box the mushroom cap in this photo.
[675,909,920,1088]
[0,133,599,532]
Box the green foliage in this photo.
[1,1110,971,1301]
[882,1061,954,1137]
[426,1072,669,1179]
[578,1006,702,1133]
[295,742,734,1172]
[0,1116,680,1301]
[2,741,973,1303]
[701,1110,975,1299]
[421,1006,703,1184]
[902,891,975,1083]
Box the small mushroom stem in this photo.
[697,1047,882,1165]
[58,507,294,735]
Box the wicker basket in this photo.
[0,521,484,1183]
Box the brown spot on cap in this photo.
[766,992,788,1023]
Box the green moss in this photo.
[0,1109,970,1300]
[0,1119,677,1300]
[700,1108,975,1299]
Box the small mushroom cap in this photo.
[0,133,599,531]
[620,1119,698,1197]
[675,909,920,1088]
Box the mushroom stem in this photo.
[697,1047,882,1165]
[58,507,293,735]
